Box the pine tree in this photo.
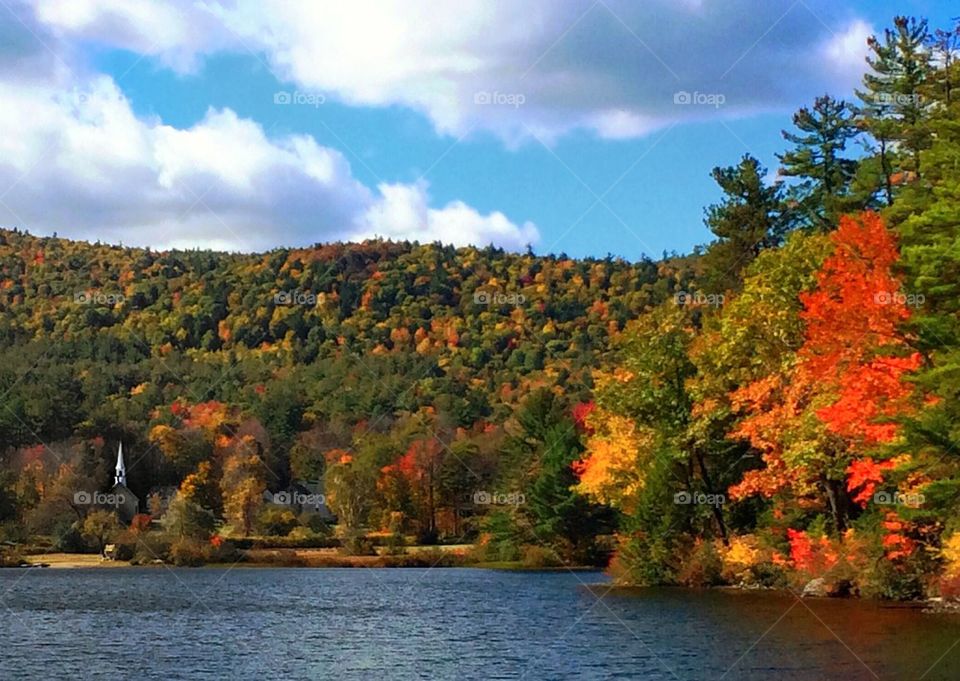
[701,155,791,293]
[926,22,960,105]
[894,104,960,487]
[778,95,860,228]
[856,16,932,203]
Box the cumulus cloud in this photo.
[0,1,538,251]
[30,0,873,141]
[355,182,539,251]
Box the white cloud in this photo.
[0,1,538,251]
[29,0,874,141]
[355,182,538,251]
[821,19,874,90]
[0,75,536,252]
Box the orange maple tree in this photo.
[729,213,922,522]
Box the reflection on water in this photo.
[0,567,958,680]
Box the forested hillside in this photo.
[0,228,690,563]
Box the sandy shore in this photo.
[23,553,133,568]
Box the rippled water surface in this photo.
[1,567,959,679]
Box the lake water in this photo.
[1,567,958,680]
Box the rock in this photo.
[924,598,960,614]
[828,579,855,598]
[802,578,829,597]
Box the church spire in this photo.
[114,443,127,487]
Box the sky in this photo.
[0,0,955,260]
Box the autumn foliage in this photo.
[574,211,936,595]
[728,213,920,508]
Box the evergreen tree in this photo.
[701,155,791,293]
[926,22,960,105]
[893,102,960,491]
[856,16,932,203]
[778,95,860,228]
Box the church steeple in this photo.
[114,443,127,487]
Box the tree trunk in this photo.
[694,449,729,546]
[824,479,847,535]
[880,140,893,206]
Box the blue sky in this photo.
[0,0,955,259]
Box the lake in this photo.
[0,567,958,679]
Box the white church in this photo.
[108,443,140,524]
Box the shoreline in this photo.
[9,555,958,610]
[13,551,600,571]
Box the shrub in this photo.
[386,547,466,567]
[747,561,788,588]
[206,537,242,564]
[52,521,88,553]
[415,528,439,545]
[717,535,787,586]
[169,537,207,566]
[0,546,24,567]
[677,539,724,587]
[131,532,171,565]
[383,531,407,556]
[256,506,299,537]
[339,533,376,556]
[0,521,27,544]
[520,544,563,568]
[301,512,332,535]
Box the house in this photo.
[263,479,336,522]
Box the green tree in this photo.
[701,155,791,293]
[163,493,216,539]
[778,95,860,228]
[857,16,932,203]
[324,454,377,538]
[81,509,121,555]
